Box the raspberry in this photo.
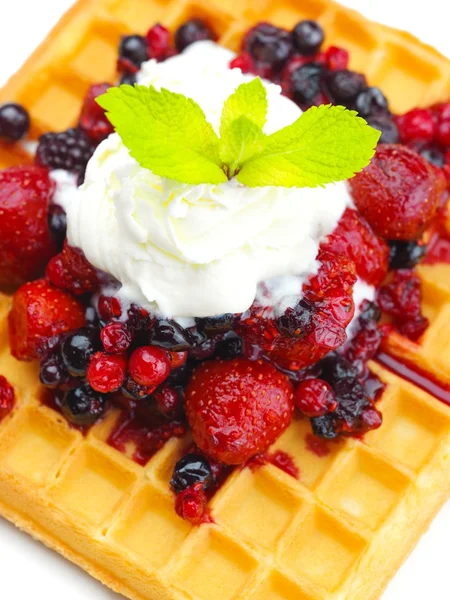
[0,103,30,141]
[175,482,208,525]
[146,23,172,60]
[325,46,349,71]
[8,280,86,361]
[398,315,429,340]
[87,351,127,393]
[128,346,170,388]
[0,166,56,285]
[186,358,294,465]
[78,83,114,142]
[229,53,255,74]
[396,108,436,144]
[294,378,337,417]
[377,269,422,320]
[101,321,132,353]
[35,128,96,182]
[349,144,442,240]
[0,376,15,421]
[98,295,122,320]
[175,19,216,52]
[47,241,100,295]
[323,208,389,286]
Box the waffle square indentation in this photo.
[248,571,314,600]
[329,11,378,71]
[318,446,410,529]
[253,0,330,26]
[51,445,136,525]
[29,81,82,131]
[217,468,304,550]
[70,30,119,82]
[279,506,366,591]
[174,529,258,600]
[110,0,171,31]
[1,407,76,484]
[110,484,192,567]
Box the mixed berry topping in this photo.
[1,16,449,527]
[0,102,30,141]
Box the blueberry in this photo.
[61,328,99,377]
[120,72,137,86]
[420,146,445,167]
[195,314,236,337]
[47,204,67,251]
[326,70,367,104]
[276,298,315,337]
[215,335,243,360]
[150,319,192,351]
[0,103,30,141]
[246,23,292,68]
[61,384,106,427]
[175,19,216,52]
[291,63,324,105]
[366,113,400,144]
[170,453,213,493]
[354,87,389,117]
[119,35,148,68]
[292,20,324,55]
[39,353,68,389]
[388,240,427,270]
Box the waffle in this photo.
[0,1,450,599]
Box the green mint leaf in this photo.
[219,78,268,172]
[97,84,227,185]
[236,104,381,188]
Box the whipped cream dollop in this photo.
[66,41,354,318]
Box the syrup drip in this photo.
[375,352,450,406]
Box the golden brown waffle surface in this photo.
[1,1,450,599]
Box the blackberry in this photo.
[195,314,235,337]
[39,353,68,389]
[291,63,324,105]
[0,102,30,141]
[320,353,359,385]
[292,20,324,55]
[358,300,382,325]
[276,298,315,337]
[119,35,148,68]
[354,87,389,117]
[61,384,106,427]
[215,335,243,360]
[245,23,292,68]
[326,70,367,104]
[36,128,96,180]
[175,19,216,52]
[366,113,400,144]
[47,204,67,251]
[388,240,427,270]
[150,319,192,351]
[61,327,100,377]
[170,453,213,494]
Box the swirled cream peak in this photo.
[67,41,353,318]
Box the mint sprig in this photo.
[97,78,380,188]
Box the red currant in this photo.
[128,346,170,388]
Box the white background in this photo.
[0,1,449,598]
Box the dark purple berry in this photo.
[120,72,137,86]
[245,23,292,68]
[61,327,100,377]
[47,204,67,251]
[195,314,235,337]
[39,353,68,388]
[388,240,427,270]
[366,113,400,144]
[326,70,367,103]
[119,35,148,68]
[121,376,152,401]
[0,103,30,141]
[290,63,324,104]
[215,335,243,360]
[170,453,213,494]
[175,19,216,52]
[355,87,388,117]
[358,300,381,324]
[150,319,192,351]
[189,337,218,361]
[292,20,324,55]
[419,146,445,167]
[61,384,106,426]
[276,298,314,337]
[36,128,96,181]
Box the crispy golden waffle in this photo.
[1,1,450,599]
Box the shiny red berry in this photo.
[229,52,255,73]
[128,346,170,388]
[101,321,132,353]
[87,351,127,393]
[175,482,207,525]
[396,108,436,144]
[325,46,349,70]
[98,295,122,320]
[169,351,188,369]
[294,378,337,417]
[146,23,171,60]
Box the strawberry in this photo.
[349,144,442,240]
[185,358,294,465]
[0,165,56,285]
[8,279,86,361]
